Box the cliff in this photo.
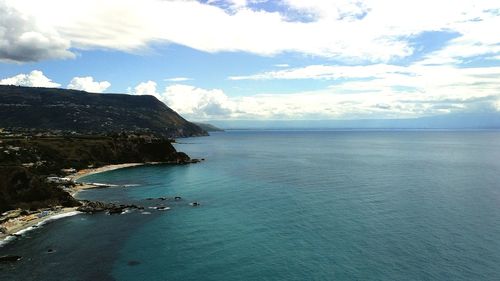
[0,135,193,212]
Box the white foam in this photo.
[0,236,15,247]
[148,206,171,211]
[40,211,81,223]
[0,211,81,247]
[89,183,119,187]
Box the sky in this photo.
[0,0,500,121]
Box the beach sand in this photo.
[0,207,80,244]
[0,162,152,245]
[68,163,146,182]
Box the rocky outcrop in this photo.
[0,255,22,263]
[0,134,198,212]
[77,200,142,214]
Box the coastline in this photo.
[0,207,80,245]
[68,163,148,197]
[69,163,147,182]
[0,162,153,246]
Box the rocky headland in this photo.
[0,85,206,247]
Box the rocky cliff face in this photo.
[0,85,207,138]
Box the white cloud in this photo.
[2,0,499,62]
[161,85,234,119]
[227,60,500,117]
[131,80,159,96]
[164,77,193,82]
[274,64,290,68]
[0,1,74,63]
[130,76,500,120]
[229,64,408,80]
[67,76,111,93]
[130,82,234,119]
[0,70,61,87]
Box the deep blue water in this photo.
[1,130,500,280]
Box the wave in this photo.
[0,211,81,248]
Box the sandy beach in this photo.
[0,162,152,245]
[68,163,147,182]
[67,163,149,197]
[0,207,80,244]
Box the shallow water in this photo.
[1,130,500,280]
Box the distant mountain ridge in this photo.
[0,85,207,138]
[210,113,500,130]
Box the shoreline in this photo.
[69,163,148,182]
[0,207,80,245]
[68,163,148,197]
[0,162,155,246]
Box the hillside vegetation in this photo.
[0,85,207,138]
[0,135,193,212]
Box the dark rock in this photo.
[77,200,141,214]
[190,202,200,206]
[174,196,182,201]
[0,255,22,263]
[108,208,123,215]
[127,260,141,266]
[149,206,170,211]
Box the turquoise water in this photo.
[1,130,500,280]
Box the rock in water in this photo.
[0,255,22,263]
[127,260,141,266]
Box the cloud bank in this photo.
[1,0,499,63]
[129,79,500,120]
[1,69,497,120]
[0,2,74,63]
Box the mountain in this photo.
[209,113,500,130]
[0,85,207,138]
[194,122,224,132]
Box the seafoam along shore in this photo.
[0,162,151,246]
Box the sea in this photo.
[1,130,500,281]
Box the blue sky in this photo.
[1,0,500,121]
